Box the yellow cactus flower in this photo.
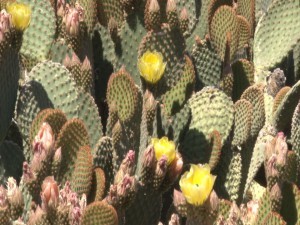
[6,2,31,31]
[151,137,176,165]
[179,164,216,206]
[138,50,166,84]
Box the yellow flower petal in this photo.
[151,137,176,165]
[179,164,216,206]
[6,2,31,31]
[138,51,166,84]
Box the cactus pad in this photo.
[232,59,254,102]
[70,145,93,196]
[182,87,234,163]
[28,61,78,119]
[107,68,138,122]
[272,80,300,132]
[254,0,300,70]
[209,5,239,61]
[88,168,106,202]
[162,55,195,117]
[191,39,222,88]
[232,99,252,147]
[241,85,265,138]
[55,118,90,183]
[291,102,300,162]
[81,201,118,225]
[19,0,56,64]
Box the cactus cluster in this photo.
[0,0,300,224]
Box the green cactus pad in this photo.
[16,81,54,161]
[224,151,242,202]
[272,87,291,115]
[162,55,195,117]
[232,59,254,102]
[113,15,147,86]
[208,0,232,26]
[88,167,106,202]
[81,201,118,225]
[244,129,274,197]
[237,0,255,35]
[0,49,20,142]
[107,68,138,122]
[29,108,67,148]
[48,40,74,64]
[254,0,300,70]
[19,0,56,64]
[191,39,222,88]
[272,80,300,132]
[0,141,24,185]
[139,25,186,88]
[28,61,78,119]
[241,85,265,138]
[55,118,90,184]
[209,5,239,61]
[93,137,117,191]
[182,87,234,163]
[291,102,300,162]
[232,99,252,147]
[284,151,297,183]
[76,90,103,152]
[97,0,124,27]
[71,145,93,196]
[237,15,251,49]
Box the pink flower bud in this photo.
[0,10,11,42]
[32,122,55,156]
[63,3,84,36]
[0,186,8,208]
[41,176,59,209]
[6,177,23,206]
[57,0,65,17]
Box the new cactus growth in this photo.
[0,0,300,224]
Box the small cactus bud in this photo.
[194,35,203,46]
[147,0,161,30]
[166,0,179,29]
[270,182,282,211]
[140,145,156,185]
[63,3,84,36]
[173,189,187,216]
[208,190,219,212]
[115,150,135,183]
[179,8,189,33]
[63,54,72,68]
[54,147,62,162]
[57,0,65,17]
[153,155,168,189]
[22,161,35,182]
[107,174,137,207]
[81,56,91,71]
[41,176,59,210]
